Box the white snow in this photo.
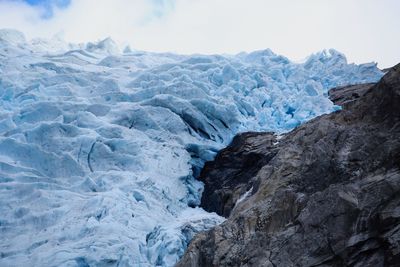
[234,187,253,208]
[0,29,383,267]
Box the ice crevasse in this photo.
[0,29,383,266]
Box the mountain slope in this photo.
[0,29,383,266]
[177,64,400,266]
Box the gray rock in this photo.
[177,64,400,267]
[328,83,374,107]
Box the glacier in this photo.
[0,29,383,267]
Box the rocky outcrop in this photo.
[177,64,400,267]
[199,132,278,217]
[328,83,375,107]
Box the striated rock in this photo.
[177,64,400,267]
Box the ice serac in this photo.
[177,64,400,267]
[0,29,383,266]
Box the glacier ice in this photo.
[0,29,383,266]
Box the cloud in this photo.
[0,0,399,68]
[0,0,165,40]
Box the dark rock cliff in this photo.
[177,64,400,267]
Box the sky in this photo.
[0,0,399,68]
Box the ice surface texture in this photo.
[0,29,383,266]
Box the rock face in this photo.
[177,64,400,267]
[199,132,278,217]
[328,83,375,107]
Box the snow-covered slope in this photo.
[0,29,383,267]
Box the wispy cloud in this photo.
[0,0,399,68]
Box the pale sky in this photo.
[0,0,399,68]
